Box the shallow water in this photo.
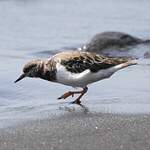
[1,0,150,128]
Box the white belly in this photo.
[56,63,115,88]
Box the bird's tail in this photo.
[123,59,138,67]
[114,59,138,70]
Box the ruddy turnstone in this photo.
[15,51,137,105]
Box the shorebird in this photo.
[15,51,137,105]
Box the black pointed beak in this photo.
[14,74,26,83]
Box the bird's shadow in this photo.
[59,102,89,114]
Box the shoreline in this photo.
[1,112,150,150]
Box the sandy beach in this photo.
[1,112,150,150]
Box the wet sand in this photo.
[1,112,150,150]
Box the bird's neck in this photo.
[37,60,57,82]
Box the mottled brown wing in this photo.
[60,53,128,73]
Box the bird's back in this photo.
[52,51,131,73]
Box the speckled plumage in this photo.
[15,50,137,105]
[54,51,130,73]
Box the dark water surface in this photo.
[1,0,150,128]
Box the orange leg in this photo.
[71,87,88,104]
[58,87,88,104]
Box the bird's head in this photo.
[14,59,43,83]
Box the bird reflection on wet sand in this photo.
[59,102,89,114]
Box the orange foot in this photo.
[57,91,76,100]
[71,98,81,104]
[58,87,88,104]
